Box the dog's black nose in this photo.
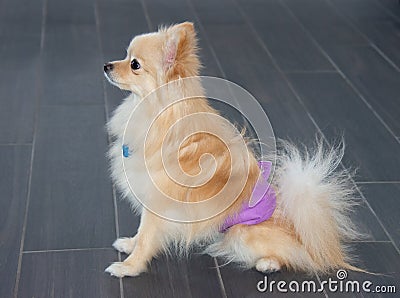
[104,63,114,72]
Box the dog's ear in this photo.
[163,22,200,79]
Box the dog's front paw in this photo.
[255,258,281,273]
[105,262,145,278]
[112,237,136,254]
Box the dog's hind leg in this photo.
[209,220,313,273]
[243,221,314,273]
[255,257,281,273]
[112,236,137,255]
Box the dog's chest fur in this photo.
[107,94,149,213]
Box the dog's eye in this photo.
[131,59,141,70]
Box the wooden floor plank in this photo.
[282,0,368,46]
[41,0,104,105]
[236,0,335,72]
[0,0,43,144]
[359,183,400,249]
[0,146,31,298]
[329,0,400,70]
[323,45,400,137]
[18,249,120,298]
[24,105,115,250]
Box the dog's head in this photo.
[104,22,200,97]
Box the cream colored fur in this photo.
[103,22,361,278]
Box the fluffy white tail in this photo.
[274,139,362,272]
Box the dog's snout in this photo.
[104,63,114,72]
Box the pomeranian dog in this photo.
[103,22,361,278]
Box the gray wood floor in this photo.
[1,0,399,297]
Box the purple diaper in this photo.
[219,161,276,233]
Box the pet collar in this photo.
[122,144,130,158]
[219,161,276,233]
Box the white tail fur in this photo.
[274,139,361,271]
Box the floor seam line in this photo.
[213,258,228,298]
[283,70,338,74]
[316,273,330,298]
[139,0,153,31]
[23,247,113,254]
[0,143,32,146]
[349,240,392,243]
[356,181,400,184]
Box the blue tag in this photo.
[122,144,130,158]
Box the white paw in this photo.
[256,258,281,273]
[112,237,136,254]
[105,262,144,278]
